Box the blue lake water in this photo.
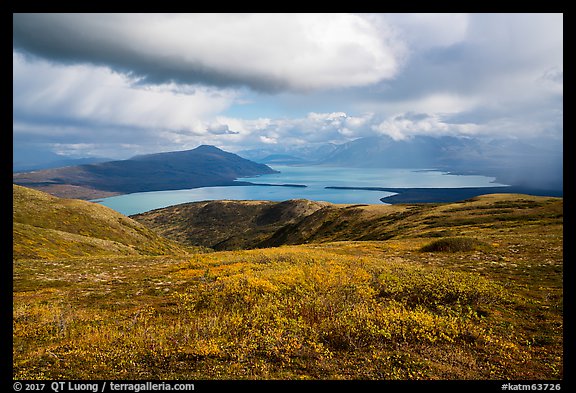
[95,166,508,216]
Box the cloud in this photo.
[13,52,238,134]
[373,13,470,51]
[372,112,479,141]
[376,13,562,100]
[539,66,563,95]
[349,13,563,142]
[13,13,404,92]
[206,112,377,151]
[206,123,239,135]
[12,13,563,160]
[259,135,278,145]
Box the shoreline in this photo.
[17,181,563,206]
[248,182,307,188]
[325,186,563,204]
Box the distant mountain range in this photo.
[13,145,277,199]
[321,136,478,168]
[13,135,563,200]
[325,136,562,190]
[243,135,563,191]
[13,145,113,173]
[239,143,340,165]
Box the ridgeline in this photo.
[13,185,563,380]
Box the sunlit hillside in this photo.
[13,185,192,259]
[13,186,563,380]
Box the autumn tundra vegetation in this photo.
[13,185,563,379]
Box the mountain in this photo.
[320,135,563,191]
[13,144,112,172]
[13,185,191,259]
[13,145,278,199]
[238,135,562,191]
[257,154,308,165]
[132,193,563,251]
[320,135,475,168]
[238,142,339,164]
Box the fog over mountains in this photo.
[14,134,563,201]
[241,135,563,191]
[14,14,562,193]
[13,148,111,173]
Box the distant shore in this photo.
[248,183,307,188]
[15,181,563,206]
[325,186,563,204]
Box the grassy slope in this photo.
[132,199,329,250]
[13,190,563,380]
[133,194,563,250]
[13,185,190,259]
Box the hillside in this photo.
[133,194,563,250]
[132,199,329,250]
[13,145,277,199]
[13,185,190,259]
[13,190,563,380]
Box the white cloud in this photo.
[372,113,479,141]
[12,13,563,159]
[14,13,404,92]
[13,53,238,134]
[50,143,99,156]
[259,136,278,144]
[374,13,469,50]
[374,93,479,117]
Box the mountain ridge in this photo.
[13,145,277,199]
[132,194,563,251]
[239,135,563,191]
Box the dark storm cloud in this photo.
[13,13,401,93]
[12,14,271,90]
[12,13,562,163]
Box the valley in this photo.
[12,185,563,380]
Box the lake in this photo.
[95,166,507,216]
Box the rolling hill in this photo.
[131,199,329,250]
[13,145,277,199]
[132,194,563,250]
[13,186,563,380]
[13,185,191,259]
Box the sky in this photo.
[13,13,563,160]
